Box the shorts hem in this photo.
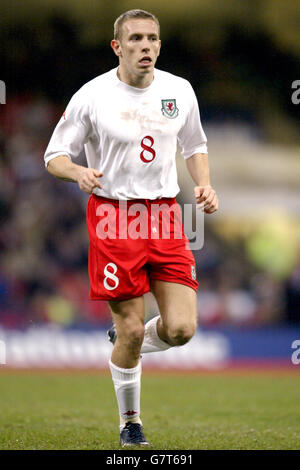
[89,288,151,302]
[149,276,198,292]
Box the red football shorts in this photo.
[86,195,198,301]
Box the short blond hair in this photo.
[114,9,160,40]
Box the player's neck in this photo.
[117,66,154,89]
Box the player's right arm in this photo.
[44,86,102,194]
[47,155,103,194]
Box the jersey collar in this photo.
[113,67,155,95]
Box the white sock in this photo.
[109,359,142,429]
[141,315,171,353]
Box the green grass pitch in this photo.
[0,370,299,450]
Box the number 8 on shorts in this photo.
[103,263,119,291]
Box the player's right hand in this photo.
[77,168,103,194]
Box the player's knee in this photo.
[166,322,196,346]
[118,322,145,349]
[130,325,145,347]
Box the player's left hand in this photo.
[194,185,219,214]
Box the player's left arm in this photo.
[185,153,219,214]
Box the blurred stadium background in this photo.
[0,0,300,370]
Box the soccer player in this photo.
[44,9,218,447]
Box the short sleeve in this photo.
[44,88,91,167]
[177,82,207,159]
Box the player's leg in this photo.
[150,280,197,346]
[110,281,197,354]
[87,195,150,445]
[107,282,197,354]
[139,197,198,352]
[110,280,197,354]
[108,296,149,446]
[109,296,145,368]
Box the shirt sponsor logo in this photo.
[161,99,179,119]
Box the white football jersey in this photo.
[44,67,207,200]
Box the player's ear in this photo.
[111,39,122,57]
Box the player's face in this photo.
[112,19,161,79]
